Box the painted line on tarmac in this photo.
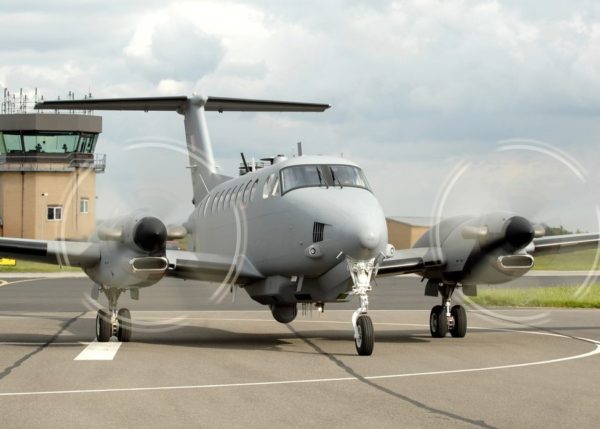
[0,278,49,288]
[74,340,121,361]
[0,342,81,346]
[0,332,598,397]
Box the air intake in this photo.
[313,222,325,243]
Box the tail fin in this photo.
[36,95,330,205]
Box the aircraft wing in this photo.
[0,237,100,267]
[530,233,600,256]
[377,247,445,277]
[166,249,264,284]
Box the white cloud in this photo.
[1,0,600,230]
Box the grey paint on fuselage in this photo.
[187,155,388,304]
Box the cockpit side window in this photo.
[271,175,280,196]
[262,174,275,199]
[280,165,326,194]
[329,165,370,190]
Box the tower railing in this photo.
[0,152,106,173]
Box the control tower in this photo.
[0,111,105,240]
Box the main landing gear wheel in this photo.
[450,305,467,338]
[96,309,112,342]
[117,308,132,342]
[354,315,374,356]
[430,305,448,338]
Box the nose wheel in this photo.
[354,314,374,355]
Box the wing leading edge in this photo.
[0,237,100,267]
[530,233,600,256]
[377,247,445,277]
[166,249,264,284]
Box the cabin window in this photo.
[199,195,208,216]
[211,191,221,214]
[242,181,253,204]
[230,186,238,208]
[203,195,211,216]
[224,188,232,209]
[218,191,226,212]
[236,185,244,206]
[249,180,259,202]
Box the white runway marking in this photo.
[74,340,121,361]
[1,332,598,397]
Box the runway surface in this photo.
[0,275,598,428]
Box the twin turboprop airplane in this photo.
[1,95,599,355]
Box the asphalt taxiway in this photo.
[0,275,598,428]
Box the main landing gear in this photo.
[349,258,376,356]
[429,284,467,338]
[95,287,132,342]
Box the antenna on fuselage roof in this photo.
[240,152,250,174]
[34,95,330,205]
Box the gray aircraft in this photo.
[1,95,598,355]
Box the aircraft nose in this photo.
[359,230,381,250]
[338,202,387,260]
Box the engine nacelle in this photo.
[95,214,168,255]
[415,212,538,285]
[84,213,170,288]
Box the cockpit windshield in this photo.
[280,164,370,194]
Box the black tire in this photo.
[355,315,374,356]
[430,305,448,338]
[96,309,112,342]
[117,308,132,342]
[450,305,467,338]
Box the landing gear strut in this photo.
[429,284,467,338]
[95,286,133,342]
[349,258,376,356]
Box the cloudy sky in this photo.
[2,0,600,230]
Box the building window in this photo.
[80,198,89,214]
[47,206,62,221]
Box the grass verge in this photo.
[470,284,600,308]
[532,249,600,271]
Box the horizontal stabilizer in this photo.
[35,96,330,113]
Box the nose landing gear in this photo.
[348,258,376,356]
[429,284,467,338]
